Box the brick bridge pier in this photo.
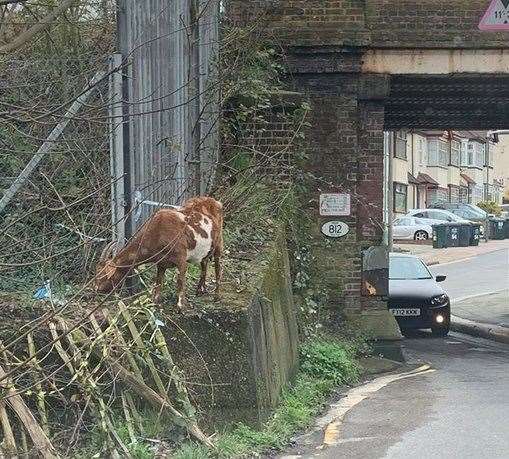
[231,1,509,338]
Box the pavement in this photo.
[427,248,509,343]
[279,332,509,459]
[452,290,509,328]
[394,238,509,266]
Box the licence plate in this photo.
[390,308,420,317]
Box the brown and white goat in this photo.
[94,196,223,308]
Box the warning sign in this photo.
[479,0,509,31]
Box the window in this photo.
[427,139,448,166]
[418,138,426,165]
[394,130,407,159]
[451,140,460,166]
[475,142,485,167]
[439,140,448,166]
[393,183,408,213]
[428,210,455,222]
[485,143,494,167]
[461,142,468,166]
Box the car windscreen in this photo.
[389,257,432,280]
[465,204,487,218]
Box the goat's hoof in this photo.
[196,286,207,296]
[177,299,189,311]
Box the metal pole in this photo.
[485,135,490,201]
[116,0,132,241]
[109,53,126,245]
[383,131,394,251]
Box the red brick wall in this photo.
[228,0,509,49]
[291,75,387,313]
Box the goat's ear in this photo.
[99,241,118,262]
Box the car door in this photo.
[393,217,414,239]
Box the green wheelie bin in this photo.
[469,223,481,246]
[448,223,460,247]
[458,223,472,247]
[489,218,505,240]
[504,219,509,239]
[433,223,448,249]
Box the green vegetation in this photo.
[477,200,502,216]
[173,336,362,459]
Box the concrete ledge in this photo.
[451,315,509,345]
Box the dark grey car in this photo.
[389,254,451,337]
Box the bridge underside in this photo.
[386,74,509,130]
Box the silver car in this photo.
[393,217,433,241]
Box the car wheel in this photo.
[414,230,429,241]
[431,325,450,337]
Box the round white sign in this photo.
[321,221,349,238]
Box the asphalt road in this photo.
[281,333,509,459]
[430,248,509,301]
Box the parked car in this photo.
[500,204,509,219]
[388,253,450,337]
[393,217,433,241]
[429,201,490,225]
[406,208,471,225]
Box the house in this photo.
[391,130,504,216]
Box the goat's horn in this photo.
[99,241,119,261]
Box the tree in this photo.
[0,0,77,54]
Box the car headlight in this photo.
[431,294,449,305]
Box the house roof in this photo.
[408,172,420,184]
[416,172,439,185]
[460,173,476,185]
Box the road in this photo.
[280,333,509,459]
[429,248,508,301]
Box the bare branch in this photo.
[0,0,29,5]
[0,0,77,54]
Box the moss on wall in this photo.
[161,229,299,428]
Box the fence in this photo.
[0,56,112,292]
[114,0,220,240]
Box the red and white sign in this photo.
[479,0,509,31]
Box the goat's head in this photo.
[94,241,124,294]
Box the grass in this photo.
[173,336,361,459]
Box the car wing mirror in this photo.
[436,275,446,283]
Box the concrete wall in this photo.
[165,230,299,427]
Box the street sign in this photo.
[479,0,509,31]
[319,193,351,216]
[321,221,350,238]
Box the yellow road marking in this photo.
[320,365,436,448]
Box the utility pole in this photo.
[485,134,490,201]
[383,131,394,252]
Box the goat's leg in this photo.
[176,260,188,310]
[152,265,166,304]
[213,251,222,299]
[196,258,208,295]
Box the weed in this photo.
[299,340,360,385]
[172,443,211,459]
[174,336,363,458]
